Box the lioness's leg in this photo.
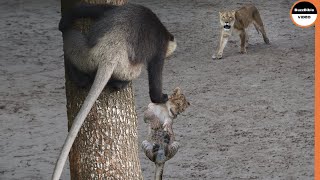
[239,30,247,54]
[214,31,230,59]
[245,31,249,48]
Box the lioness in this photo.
[213,4,270,59]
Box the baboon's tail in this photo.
[52,64,115,180]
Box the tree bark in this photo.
[60,0,143,179]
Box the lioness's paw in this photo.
[240,49,247,54]
[213,53,223,59]
[264,38,270,44]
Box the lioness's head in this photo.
[219,10,236,31]
[167,87,190,118]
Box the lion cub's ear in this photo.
[219,11,223,16]
[173,87,182,95]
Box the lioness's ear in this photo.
[231,10,236,16]
[219,11,223,16]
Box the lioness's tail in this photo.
[253,24,260,34]
[251,5,270,44]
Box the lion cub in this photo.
[142,87,190,164]
[143,87,190,136]
[213,4,270,59]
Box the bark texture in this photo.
[61,0,143,179]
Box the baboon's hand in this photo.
[151,93,168,104]
[160,94,169,103]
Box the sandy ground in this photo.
[0,0,314,179]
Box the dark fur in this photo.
[53,4,176,179]
[60,3,174,103]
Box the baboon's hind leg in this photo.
[107,79,130,91]
[253,11,270,44]
[65,59,93,88]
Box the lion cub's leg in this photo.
[239,29,247,54]
[213,31,230,59]
[252,12,270,44]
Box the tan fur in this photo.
[144,87,190,136]
[168,87,190,117]
[213,4,270,59]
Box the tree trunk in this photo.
[60,0,143,179]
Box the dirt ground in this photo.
[0,0,314,179]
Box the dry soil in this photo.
[0,0,314,179]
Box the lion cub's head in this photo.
[168,87,190,117]
[219,10,236,30]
